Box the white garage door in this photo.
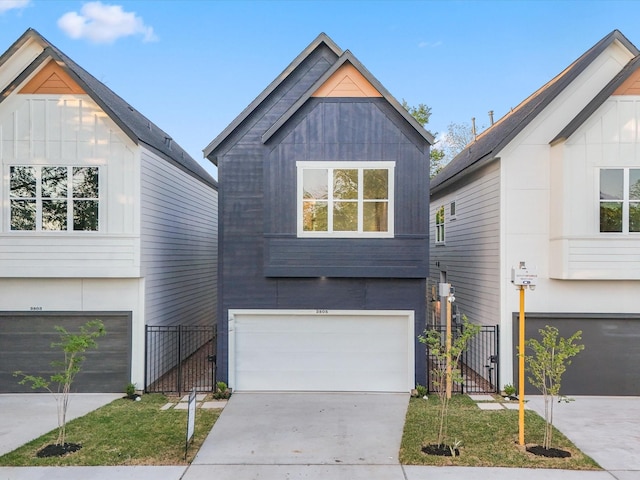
[228,310,414,392]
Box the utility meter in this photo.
[511,263,537,286]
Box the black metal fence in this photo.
[426,324,499,394]
[145,325,217,395]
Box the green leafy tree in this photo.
[14,320,106,446]
[401,100,445,178]
[419,315,480,447]
[525,325,584,450]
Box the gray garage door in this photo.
[0,312,131,393]
[513,313,640,396]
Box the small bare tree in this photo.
[419,315,480,447]
[14,320,105,446]
[525,325,584,450]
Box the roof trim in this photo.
[261,51,435,145]
[430,29,639,191]
[203,33,343,159]
[551,54,640,145]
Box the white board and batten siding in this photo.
[550,96,640,280]
[430,160,501,327]
[0,94,140,277]
[228,310,415,392]
[140,148,218,328]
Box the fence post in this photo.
[177,325,183,397]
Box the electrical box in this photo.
[439,283,451,297]
[511,265,537,286]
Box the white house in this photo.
[0,29,218,393]
[430,30,640,396]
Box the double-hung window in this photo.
[599,168,640,233]
[297,161,394,237]
[9,166,100,232]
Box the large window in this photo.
[297,161,394,237]
[599,168,640,233]
[435,205,445,244]
[9,166,99,232]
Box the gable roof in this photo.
[430,29,639,194]
[0,28,216,189]
[551,53,640,145]
[261,50,435,145]
[203,33,343,160]
[204,33,434,162]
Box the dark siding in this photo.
[264,98,429,277]
[214,43,430,386]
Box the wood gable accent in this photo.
[312,62,382,98]
[19,59,85,95]
[613,64,640,95]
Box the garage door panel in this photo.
[230,310,413,392]
[516,315,640,396]
[0,313,131,393]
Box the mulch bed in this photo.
[526,445,571,458]
[422,443,460,457]
[36,443,82,458]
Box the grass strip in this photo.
[0,394,220,466]
[400,395,601,469]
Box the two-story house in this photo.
[205,33,433,392]
[0,29,218,393]
[430,30,640,396]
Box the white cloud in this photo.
[0,0,31,14]
[57,2,158,44]
[418,40,443,48]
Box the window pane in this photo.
[73,200,99,231]
[600,169,623,200]
[303,169,328,200]
[364,202,388,232]
[600,202,622,232]
[363,169,388,200]
[630,202,640,232]
[73,167,99,198]
[43,200,67,230]
[42,167,68,198]
[333,201,357,231]
[10,166,36,198]
[630,170,640,201]
[333,169,358,200]
[10,199,36,230]
[303,200,327,231]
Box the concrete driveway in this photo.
[183,392,410,480]
[527,396,640,475]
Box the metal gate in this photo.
[426,324,499,394]
[145,325,216,395]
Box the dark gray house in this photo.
[204,33,433,392]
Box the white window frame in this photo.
[435,205,445,244]
[7,165,102,233]
[598,167,640,234]
[296,161,395,238]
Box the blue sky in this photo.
[2,0,640,179]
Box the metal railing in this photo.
[145,325,216,395]
[426,324,499,394]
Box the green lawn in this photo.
[0,394,220,466]
[400,395,601,469]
